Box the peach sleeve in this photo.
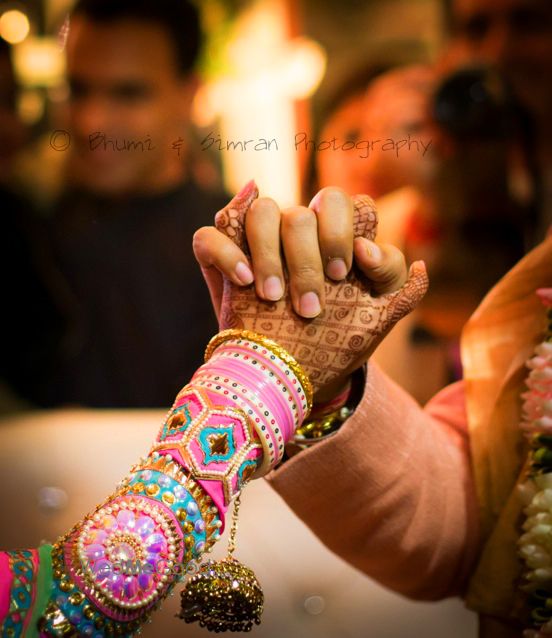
[267,363,480,600]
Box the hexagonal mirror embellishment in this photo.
[185,407,253,481]
[156,388,208,444]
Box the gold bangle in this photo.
[204,329,313,414]
[294,405,352,441]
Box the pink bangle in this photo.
[200,337,307,453]
[214,344,306,423]
[194,355,292,446]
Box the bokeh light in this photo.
[0,9,30,44]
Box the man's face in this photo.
[64,17,195,196]
[449,0,552,119]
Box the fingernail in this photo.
[365,240,382,262]
[299,292,321,317]
[235,179,257,202]
[264,276,283,300]
[235,261,254,285]
[308,191,322,211]
[326,258,347,280]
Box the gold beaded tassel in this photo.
[179,493,264,632]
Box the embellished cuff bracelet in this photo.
[0,330,311,637]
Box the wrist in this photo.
[286,365,366,458]
[312,377,353,417]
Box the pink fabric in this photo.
[268,363,480,600]
[0,551,13,624]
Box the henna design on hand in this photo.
[214,184,428,394]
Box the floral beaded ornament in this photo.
[516,289,552,637]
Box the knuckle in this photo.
[386,247,407,272]
[321,231,351,251]
[251,196,279,213]
[373,249,407,285]
[192,226,211,250]
[282,207,316,230]
[291,262,323,284]
[316,186,350,208]
[251,252,282,275]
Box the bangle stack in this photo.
[36,329,313,637]
[151,328,312,523]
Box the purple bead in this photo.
[88,529,108,545]
[194,541,205,554]
[124,576,138,599]
[92,558,111,578]
[68,610,82,624]
[141,470,152,481]
[116,509,135,531]
[85,544,105,561]
[145,533,166,554]
[158,475,171,488]
[146,556,159,570]
[135,516,155,538]
[194,519,205,533]
[186,502,198,516]
[107,572,124,596]
[100,514,117,532]
[138,572,153,591]
[173,486,186,500]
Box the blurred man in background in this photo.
[38,0,225,407]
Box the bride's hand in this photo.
[193,181,428,395]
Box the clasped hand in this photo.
[193,182,428,400]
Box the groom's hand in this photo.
[193,184,410,321]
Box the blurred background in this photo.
[1,0,548,412]
[0,0,550,634]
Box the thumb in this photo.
[384,260,429,326]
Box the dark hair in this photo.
[0,39,17,110]
[70,0,202,75]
